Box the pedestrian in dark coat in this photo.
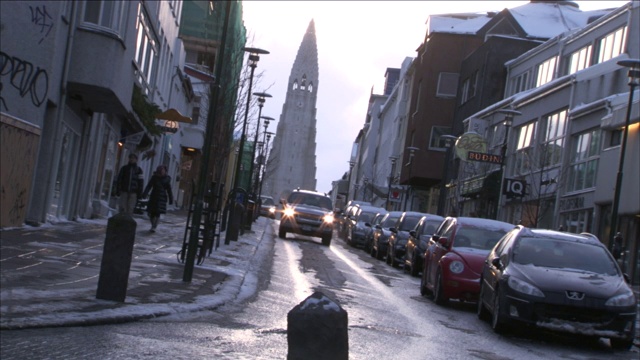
[142,165,173,232]
[116,153,144,215]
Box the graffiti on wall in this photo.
[29,5,53,44]
[0,51,49,111]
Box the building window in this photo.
[567,129,601,192]
[460,71,477,104]
[535,56,558,87]
[83,0,125,33]
[541,109,567,168]
[511,71,530,96]
[567,45,592,75]
[308,82,313,93]
[595,26,627,64]
[436,72,459,98]
[607,129,622,148]
[514,122,537,175]
[292,81,298,90]
[134,5,157,95]
[559,209,593,234]
[429,126,452,150]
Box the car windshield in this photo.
[288,193,332,210]
[261,197,274,206]
[420,220,441,236]
[358,212,374,223]
[513,237,618,275]
[453,226,508,250]
[382,215,400,228]
[400,216,421,231]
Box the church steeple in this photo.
[263,20,320,199]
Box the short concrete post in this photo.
[287,291,348,360]
[96,213,137,302]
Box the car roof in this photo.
[519,227,602,245]
[449,217,514,230]
[291,189,329,197]
[358,205,386,213]
[420,213,444,221]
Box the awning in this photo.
[156,108,192,123]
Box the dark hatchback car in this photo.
[363,212,387,254]
[345,205,387,248]
[278,189,335,246]
[386,211,425,268]
[477,226,637,350]
[370,211,403,260]
[404,214,444,277]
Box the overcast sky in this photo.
[241,1,628,194]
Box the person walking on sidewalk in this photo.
[142,164,173,232]
[116,153,144,215]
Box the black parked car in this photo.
[345,205,387,248]
[370,211,403,260]
[403,214,443,277]
[477,226,636,350]
[386,211,425,267]
[363,212,387,254]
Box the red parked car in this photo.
[420,217,514,305]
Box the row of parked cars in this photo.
[336,202,637,350]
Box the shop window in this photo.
[559,209,593,234]
[567,129,601,192]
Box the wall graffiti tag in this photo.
[29,5,53,44]
[0,51,49,109]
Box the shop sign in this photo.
[467,151,502,164]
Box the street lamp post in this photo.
[363,177,369,202]
[404,147,419,211]
[386,156,397,210]
[345,161,355,203]
[258,131,275,201]
[226,47,269,244]
[248,92,272,196]
[494,109,521,221]
[437,135,458,216]
[256,116,273,201]
[609,59,640,252]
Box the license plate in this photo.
[302,225,313,232]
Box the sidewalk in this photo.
[0,210,269,330]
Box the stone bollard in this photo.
[287,291,348,360]
[96,213,137,302]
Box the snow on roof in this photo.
[427,13,493,35]
[507,2,613,39]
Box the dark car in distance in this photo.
[370,211,403,260]
[404,214,444,277]
[345,205,387,248]
[386,211,425,268]
[477,226,637,350]
[278,189,335,246]
[363,212,387,254]
[259,195,276,219]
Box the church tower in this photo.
[263,20,319,200]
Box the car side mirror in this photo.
[491,257,502,270]
[390,227,398,233]
[437,237,448,247]
[375,224,382,229]
[432,234,440,241]
[409,230,416,238]
[364,222,372,227]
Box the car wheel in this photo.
[477,281,490,321]
[375,245,383,260]
[420,269,431,297]
[491,290,508,333]
[434,270,448,305]
[410,254,419,277]
[321,235,331,247]
[278,228,286,239]
[610,336,634,351]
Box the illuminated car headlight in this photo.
[508,277,545,297]
[283,207,295,217]
[268,206,276,214]
[605,291,636,307]
[449,260,464,274]
[323,213,334,223]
